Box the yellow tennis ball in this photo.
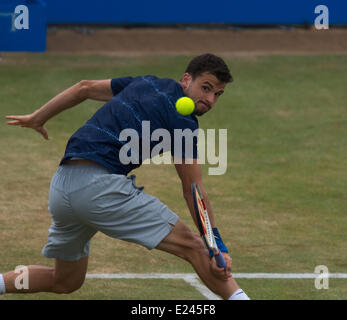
[175,97,195,116]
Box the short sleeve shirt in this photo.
[60,76,199,175]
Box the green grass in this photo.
[0,279,206,300]
[1,53,346,300]
[1,278,346,300]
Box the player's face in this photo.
[181,72,226,116]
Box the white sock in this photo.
[228,288,250,300]
[0,274,6,294]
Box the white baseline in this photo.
[86,273,347,300]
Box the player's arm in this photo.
[175,159,232,277]
[174,158,216,229]
[5,79,113,140]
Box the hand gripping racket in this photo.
[191,182,226,269]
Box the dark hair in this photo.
[185,53,233,83]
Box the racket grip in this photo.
[215,250,227,269]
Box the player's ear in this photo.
[181,73,192,90]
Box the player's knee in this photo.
[181,232,207,263]
[52,281,84,294]
[52,276,85,294]
[159,220,207,262]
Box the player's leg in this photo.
[1,165,100,296]
[156,219,240,300]
[51,257,89,293]
[2,256,88,294]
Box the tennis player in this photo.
[1,53,250,300]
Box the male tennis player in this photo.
[1,54,250,300]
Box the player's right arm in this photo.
[5,79,113,140]
[175,159,232,280]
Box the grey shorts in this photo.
[42,164,178,261]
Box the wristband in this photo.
[213,227,229,253]
[209,227,229,258]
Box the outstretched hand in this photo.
[5,114,49,140]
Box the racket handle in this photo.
[214,250,227,269]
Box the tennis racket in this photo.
[191,182,226,269]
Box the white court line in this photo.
[86,273,220,299]
[182,274,221,300]
[86,273,347,300]
[233,273,347,279]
